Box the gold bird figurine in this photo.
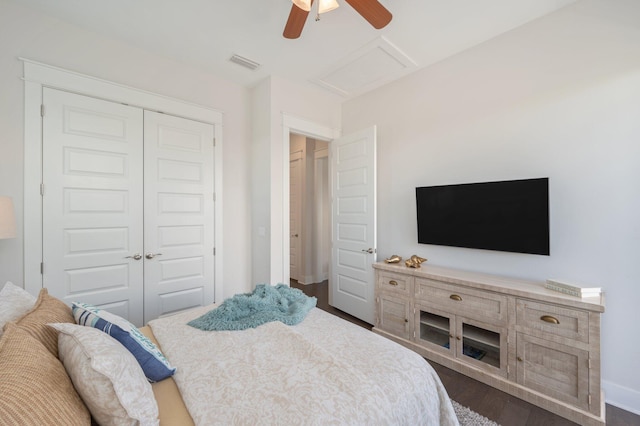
[405,255,427,268]
[405,258,418,268]
[385,255,402,264]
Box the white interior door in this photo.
[331,126,377,324]
[289,152,303,281]
[143,111,215,323]
[42,88,144,325]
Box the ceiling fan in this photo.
[283,0,392,39]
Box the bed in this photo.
[0,284,459,426]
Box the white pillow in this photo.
[49,323,159,426]
[0,282,37,337]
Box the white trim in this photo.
[282,114,340,141]
[22,58,224,305]
[23,79,43,296]
[298,272,329,286]
[213,123,224,304]
[20,58,223,123]
[310,36,418,98]
[603,380,640,415]
[280,113,339,286]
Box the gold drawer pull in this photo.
[540,315,560,324]
[389,280,398,286]
[449,294,462,301]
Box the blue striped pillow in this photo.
[72,302,176,382]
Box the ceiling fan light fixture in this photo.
[292,0,311,12]
[284,0,391,39]
[318,0,339,14]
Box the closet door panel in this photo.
[42,88,144,325]
[143,111,215,323]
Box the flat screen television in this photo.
[416,178,549,255]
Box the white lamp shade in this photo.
[292,0,311,12]
[0,196,17,239]
[318,0,339,14]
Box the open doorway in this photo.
[289,133,330,285]
[281,115,377,324]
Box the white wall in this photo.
[251,76,342,285]
[289,136,330,285]
[342,0,640,413]
[270,77,342,285]
[250,79,273,287]
[312,140,330,283]
[0,0,252,298]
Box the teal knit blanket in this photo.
[187,284,317,331]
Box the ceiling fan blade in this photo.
[283,2,312,39]
[344,0,392,29]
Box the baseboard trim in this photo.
[603,380,640,415]
[298,273,328,285]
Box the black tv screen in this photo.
[416,178,549,255]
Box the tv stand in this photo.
[372,262,605,426]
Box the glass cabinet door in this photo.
[460,322,500,368]
[457,317,507,376]
[416,307,454,355]
[416,306,507,377]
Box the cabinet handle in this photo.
[404,318,408,323]
[540,315,560,324]
[517,356,523,362]
[389,280,398,286]
[456,336,461,341]
[449,294,462,301]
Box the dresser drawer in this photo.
[415,278,507,325]
[376,271,412,295]
[516,299,589,344]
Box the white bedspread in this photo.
[149,306,459,426]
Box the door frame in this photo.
[288,150,304,282]
[22,58,224,305]
[280,113,339,286]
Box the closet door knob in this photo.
[145,253,163,259]
[125,253,142,260]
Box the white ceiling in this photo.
[15,0,576,98]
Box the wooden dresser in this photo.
[372,262,605,426]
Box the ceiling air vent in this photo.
[229,54,260,71]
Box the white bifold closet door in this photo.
[42,88,214,326]
[142,110,214,323]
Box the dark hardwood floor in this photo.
[292,280,639,426]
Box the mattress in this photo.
[148,305,458,425]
